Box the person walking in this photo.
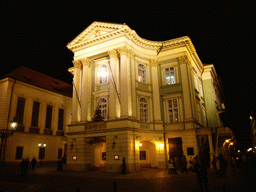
[20,159,26,178]
[211,155,218,172]
[181,155,188,174]
[194,155,209,192]
[168,158,176,174]
[31,157,37,170]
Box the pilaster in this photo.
[108,49,120,119]
[72,60,82,123]
[151,59,162,125]
[80,58,93,122]
[117,46,130,118]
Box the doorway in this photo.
[94,142,106,169]
[139,141,157,168]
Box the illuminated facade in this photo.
[202,64,234,158]
[66,22,216,172]
[0,67,72,163]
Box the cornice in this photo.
[67,22,196,55]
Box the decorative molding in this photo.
[72,60,82,68]
[117,46,129,55]
[150,59,158,67]
[108,49,118,58]
[80,57,93,67]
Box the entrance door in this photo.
[168,137,183,159]
[139,141,156,168]
[94,142,106,169]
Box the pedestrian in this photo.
[218,153,227,178]
[188,156,195,172]
[211,155,218,172]
[168,158,175,174]
[121,157,126,174]
[181,155,188,174]
[20,159,26,178]
[31,157,37,170]
[194,155,209,192]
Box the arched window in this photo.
[98,97,108,119]
[97,64,108,84]
[138,64,146,83]
[139,97,148,122]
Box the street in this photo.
[1,165,255,192]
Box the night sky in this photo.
[2,1,255,147]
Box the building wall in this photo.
[65,22,215,172]
[0,78,72,163]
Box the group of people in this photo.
[20,157,37,177]
[168,155,189,174]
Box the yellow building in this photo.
[0,67,72,164]
[65,21,218,172]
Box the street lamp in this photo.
[0,117,18,164]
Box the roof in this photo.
[1,67,72,97]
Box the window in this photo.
[15,146,23,159]
[16,97,25,125]
[138,64,146,83]
[45,105,53,128]
[97,64,108,84]
[165,67,176,85]
[58,108,64,130]
[98,98,108,119]
[140,97,148,122]
[102,152,106,160]
[167,99,179,123]
[31,102,40,127]
[140,151,146,160]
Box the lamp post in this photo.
[0,117,18,164]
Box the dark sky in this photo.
[2,1,255,146]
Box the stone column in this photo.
[117,46,130,118]
[178,55,194,122]
[80,58,93,122]
[71,60,82,123]
[108,49,120,119]
[151,59,162,129]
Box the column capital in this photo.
[80,57,93,67]
[72,60,82,68]
[151,59,158,67]
[117,46,129,55]
[178,55,190,65]
[108,49,118,59]
[130,50,136,59]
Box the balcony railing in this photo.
[43,129,52,135]
[85,121,106,131]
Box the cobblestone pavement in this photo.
[1,165,255,192]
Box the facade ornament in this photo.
[130,50,136,60]
[117,46,129,55]
[80,57,93,68]
[178,55,190,65]
[108,49,118,59]
[72,60,82,68]
[151,59,158,67]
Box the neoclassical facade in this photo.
[0,67,72,163]
[66,22,217,172]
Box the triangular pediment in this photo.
[67,22,128,48]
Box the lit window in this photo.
[165,67,176,85]
[138,64,146,83]
[140,97,148,122]
[97,64,108,84]
[98,98,108,119]
[167,99,179,123]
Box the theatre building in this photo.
[0,67,72,163]
[66,21,216,172]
